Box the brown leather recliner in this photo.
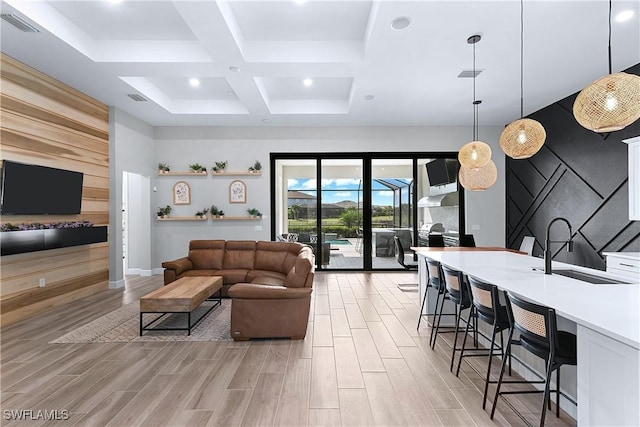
[162,240,315,340]
[229,242,314,340]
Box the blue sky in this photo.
[288,178,398,206]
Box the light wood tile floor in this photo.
[0,273,576,426]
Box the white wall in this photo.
[152,126,506,267]
[109,108,156,287]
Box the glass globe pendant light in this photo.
[573,0,640,132]
[499,0,546,159]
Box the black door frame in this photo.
[270,151,464,271]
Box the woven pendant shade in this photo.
[499,118,546,159]
[573,72,640,132]
[458,141,492,169]
[459,160,497,191]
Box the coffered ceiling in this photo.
[1,0,638,127]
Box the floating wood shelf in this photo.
[210,216,262,221]
[157,171,208,176]
[210,171,261,176]
[156,217,208,221]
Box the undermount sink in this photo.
[551,269,632,285]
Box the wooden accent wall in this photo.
[0,54,110,326]
[506,63,640,270]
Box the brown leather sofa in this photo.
[161,240,315,340]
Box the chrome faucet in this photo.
[544,217,574,275]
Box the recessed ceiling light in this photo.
[229,66,239,72]
[189,78,200,87]
[615,9,635,22]
[364,95,375,101]
[227,90,236,96]
[303,78,313,87]
[261,118,272,123]
[107,0,123,4]
[293,0,306,4]
[391,16,411,31]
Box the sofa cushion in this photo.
[180,269,221,278]
[189,240,225,270]
[217,269,250,285]
[255,241,290,273]
[247,269,287,283]
[223,241,256,270]
[282,242,306,272]
[285,252,313,288]
[250,276,286,287]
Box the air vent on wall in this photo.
[458,69,482,78]
[1,13,40,33]
[127,94,147,102]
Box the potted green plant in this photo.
[157,205,172,218]
[247,208,262,218]
[158,163,171,173]
[210,205,225,218]
[212,161,228,173]
[248,160,262,173]
[195,207,209,219]
[189,163,206,174]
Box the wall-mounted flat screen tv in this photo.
[0,160,84,215]
[426,159,458,186]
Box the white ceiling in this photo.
[1,0,639,127]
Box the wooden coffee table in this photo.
[139,276,223,336]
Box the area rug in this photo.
[50,299,231,343]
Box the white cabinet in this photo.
[577,325,640,426]
[603,252,640,282]
[623,136,640,220]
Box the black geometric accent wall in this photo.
[506,63,640,270]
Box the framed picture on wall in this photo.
[229,180,246,203]
[173,181,191,205]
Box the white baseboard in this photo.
[152,268,164,276]
[125,269,154,277]
[109,279,125,289]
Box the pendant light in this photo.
[459,159,498,191]
[459,35,497,191]
[499,0,546,159]
[573,0,640,132]
[458,35,492,170]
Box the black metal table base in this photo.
[140,290,222,336]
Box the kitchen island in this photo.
[413,248,640,426]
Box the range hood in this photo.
[417,192,459,207]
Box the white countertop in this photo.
[417,251,640,349]
[603,252,640,261]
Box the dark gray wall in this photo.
[506,63,640,270]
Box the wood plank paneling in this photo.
[0,53,109,326]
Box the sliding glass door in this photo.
[272,153,463,271]
[370,159,414,269]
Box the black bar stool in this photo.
[417,258,457,350]
[439,265,476,371]
[491,292,577,427]
[457,276,511,409]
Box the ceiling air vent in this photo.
[457,69,482,78]
[127,94,147,102]
[1,13,40,33]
